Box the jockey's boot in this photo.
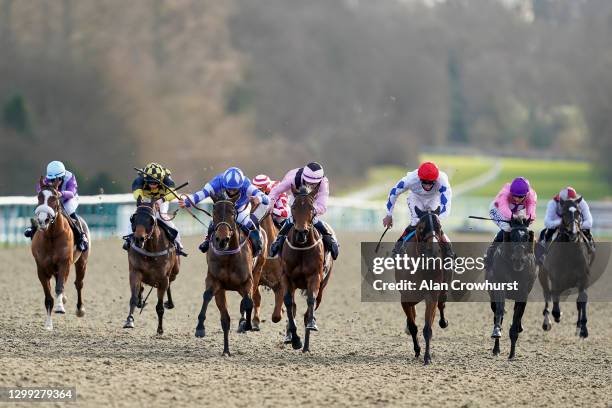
[535,228,555,266]
[175,239,188,257]
[314,220,339,260]
[199,222,215,253]
[70,213,89,252]
[270,220,293,257]
[122,234,133,251]
[24,219,37,239]
[248,228,262,257]
[392,225,416,255]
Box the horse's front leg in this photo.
[237,275,254,333]
[491,298,504,356]
[552,293,562,323]
[577,289,588,339]
[155,279,168,335]
[54,264,69,314]
[509,301,527,360]
[123,270,140,329]
[195,280,215,338]
[164,285,174,310]
[437,294,448,329]
[422,299,437,365]
[283,275,301,350]
[402,302,420,358]
[538,268,552,331]
[38,267,54,330]
[302,276,320,353]
[215,290,231,356]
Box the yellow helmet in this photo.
[143,162,168,183]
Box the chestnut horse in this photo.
[282,187,333,353]
[194,194,256,356]
[251,208,284,330]
[31,179,89,330]
[396,207,448,365]
[123,203,180,334]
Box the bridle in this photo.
[131,205,158,246]
[213,199,237,242]
[290,192,316,244]
[415,211,443,244]
[35,187,61,228]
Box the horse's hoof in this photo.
[291,336,302,350]
[54,304,65,314]
[222,351,231,357]
[272,314,282,323]
[492,348,500,356]
[76,308,85,318]
[306,322,318,331]
[164,301,174,310]
[414,349,421,359]
[251,322,261,332]
[123,321,134,329]
[439,319,448,329]
[542,322,551,331]
[237,319,252,333]
[552,312,562,323]
[195,328,205,338]
[508,352,516,360]
[491,326,502,339]
[157,328,163,335]
[302,347,310,353]
[44,322,53,331]
[423,356,431,365]
[283,334,293,344]
[580,328,589,339]
[136,301,143,309]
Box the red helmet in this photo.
[417,162,439,182]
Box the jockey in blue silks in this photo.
[179,167,269,256]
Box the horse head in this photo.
[559,198,583,241]
[414,206,442,257]
[212,194,237,250]
[505,213,533,271]
[130,204,157,248]
[291,186,315,245]
[34,177,62,231]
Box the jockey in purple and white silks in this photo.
[484,177,537,270]
[25,161,89,251]
[382,161,454,256]
[268,162,339,260]
[179,167,269,256]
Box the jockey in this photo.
[383,161,454,257]
[179,167,268,256]
[268,162,339,260]
[537,186,594,263]
[252,174,290,228]
[484,177,537,270]
[25,161,89,252]
[123,162,187,256]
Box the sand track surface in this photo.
[1,233,610,407]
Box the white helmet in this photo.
[559,186,579,201]
[46,161,66,180]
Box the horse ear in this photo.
[415,206,423,218]
[576,196,583,204]
[39,176,45,189]
[434,206,441,215]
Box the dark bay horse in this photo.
[281,187,333,353]
[539,197,592,338]
[31,179,89,330]
[251,207,284,331]
[194,194,256,356]
[396,207,449,365]
[489,215,536,359]
[123,203,180,334]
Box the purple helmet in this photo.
[510,177,530,196]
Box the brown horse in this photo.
[123,203,179,334]
[194,194,256,356]
[251,208,284,330]
[397,207,447,365]
[31,178,89,330]
[282,187,333,353]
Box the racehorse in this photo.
[396,207,449,365]
[251,208,284,330]
[539,197,592,338]
[194,193,256,356]
[281,186,333,353]
[123,203,180,334]
[489,214,536,359]
[31,178,89,330]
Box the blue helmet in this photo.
[46,161,66,180]
[222,167,245,190]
